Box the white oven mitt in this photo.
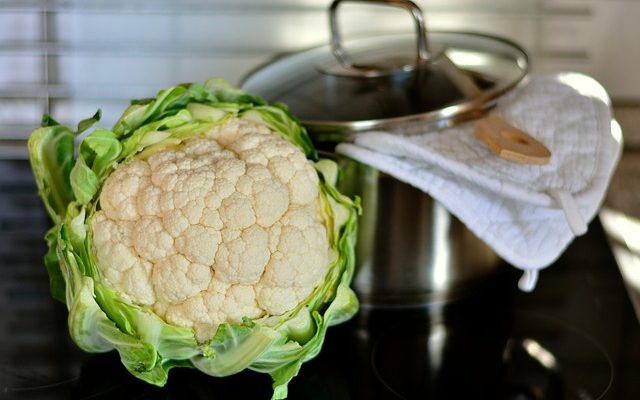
[336,73,622,291]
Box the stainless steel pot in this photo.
[242,0,529,307]
[337,158,502,307]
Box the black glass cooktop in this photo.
[1,159,639,400]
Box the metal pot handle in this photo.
[329,0,430,77]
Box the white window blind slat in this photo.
[0,12,41,41]
[0,55,43,84]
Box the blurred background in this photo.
[1,0,639,158]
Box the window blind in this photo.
[0,0,538,159]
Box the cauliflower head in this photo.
[92,119,331,342]
[28,80,359,399]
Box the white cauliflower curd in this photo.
[92,119,331,341]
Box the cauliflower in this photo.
[92,119,331,342]
[28,80,359,399]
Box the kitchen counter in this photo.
[599,106,640,344]
[1,158,640,399]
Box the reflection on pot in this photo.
[337,156,504,307]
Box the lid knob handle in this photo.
[329,0,430,77]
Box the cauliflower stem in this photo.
[28,79,360,399]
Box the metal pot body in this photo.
[336,156,503,307]
[241,0,528,307]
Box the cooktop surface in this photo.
[1,159,639,400]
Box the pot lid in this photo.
[241,0,529,138]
